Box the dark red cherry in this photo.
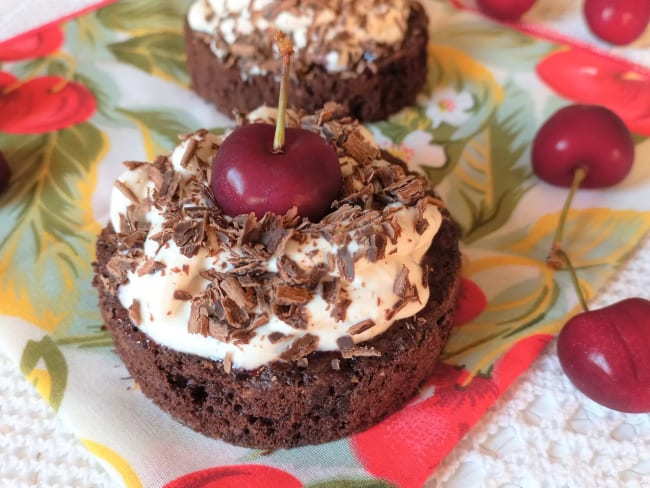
[584,0,650,45]
[476,0,536,21]
[532,104,634,188]
[211,123,342,220]
[0,150,10,195]
[557,298,650,413]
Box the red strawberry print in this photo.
[491,334,553,392]
[164,464,303,488]
[537,48,650,135]
[351,364,500,488]
[0,25,64,61]
[0,74,96,134]
[352,334,553,486]
[454,278,488,326]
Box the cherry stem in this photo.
[547,166,587,269]
[547,166,589,313]
[273,31,294,154]
[555,248,590,312]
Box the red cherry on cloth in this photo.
[0,24,64,61]
[211,123,342,220]
[536,48,650,136]
[584,0,650,45]
[163,464,303,488]
[0,150,10,195]
[557,298,650,413]
[0,75,96,134]
[532,104,634,188]
[476,0,536,21]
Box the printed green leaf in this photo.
[97,0,191,33]
[479,208,650,301]
[20,336,68,411]
[444,81,535,243]
[0,123,107,334]
[431,22,557,72]
[107,32,189,86]
[117,108,202,159]
[373,106,431,145]
[57,328,113,349]
[442,256,563,376]
[307,480,393,488]
[73,67,122,122]
[420,139,468,187]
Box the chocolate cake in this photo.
[93,104,461,449]
[184,0,429,122]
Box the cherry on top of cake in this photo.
[187,0,413,75]
[211,31,343,221]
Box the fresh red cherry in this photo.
[476,0,536,21]
[0,150,10,195]
[584,0,650,45]
[557,298,650,413]
[211,123,341,220]
[210,31,342,221]
[532,104,634,188]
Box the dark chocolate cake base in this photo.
[184,2,429,122]
[93,214,460,450]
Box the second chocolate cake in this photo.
[184,0,429,122]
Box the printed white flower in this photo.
[424,87,474,129]
[379,130,447,174]
[402,131,447,170]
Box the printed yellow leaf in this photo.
[0,124,108,334]
[2,282,65,333]
[443,254,561,377]
[507,208,650,267]
[82,439,142,488]
[428,45,504,105]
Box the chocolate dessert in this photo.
[93,104,461,449]
[184,0,429,122]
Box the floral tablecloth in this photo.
[1,1,650,487]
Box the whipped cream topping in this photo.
[107,105,442,370]
[187,0,411,75]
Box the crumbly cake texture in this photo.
[93,104,461,449]
[184,1,429,121]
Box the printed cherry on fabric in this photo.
[0,72,96,134]
[537,48,650,136]
[0,24,64,61]
[163,464,303,488]
[454,278,488,326]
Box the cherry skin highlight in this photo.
[476,0,536,21]
[532,104,634,188]
[211,123,342,221]
[584,0,650,45]
[557,298,650,413]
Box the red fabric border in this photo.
[2,0,118,45]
